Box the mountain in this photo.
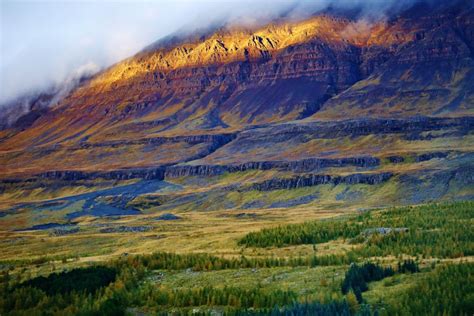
[0,1,473,218]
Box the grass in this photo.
[150,265,346,303]
[0,204,347,262]
[0,201,472,315]
[363,270,425,308]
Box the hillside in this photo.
[0,0,472,221]
[0,1,473,315]
[0,2,472,172]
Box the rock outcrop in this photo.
[248,172,394,191]
[164,156,380,178]
[36,168,166,181]
[416,152,449,162]
[236,117,474,142]
[76,133,237,149]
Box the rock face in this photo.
[14,156,379,181]
[416,152,449,162]
[198,117,473,166]
[36,168,167,181]
[99,226,153,233]
[388,156,405,163]
[316,2,474,119]
[164,156,380,178]
[249,172,394,191]
[1,116,467,181]
[236,117,474,141]
[155,213,182,221]
[50,227,80,236]
[75,133,237,149]
[0,133,236,178]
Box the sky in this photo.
[0,0,440,105]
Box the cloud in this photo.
[48,62,101,108]
[0,61,100,128]
[340,18,374,41]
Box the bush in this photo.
[18,266,116,295]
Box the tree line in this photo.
[112,251,356,272]
[137,285,297,309]
[238,201,474,259]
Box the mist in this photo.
[0,0,453,108]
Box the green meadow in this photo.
[0,201,472,315]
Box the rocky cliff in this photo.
[248,172,394,191]
[164,156,380,178]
